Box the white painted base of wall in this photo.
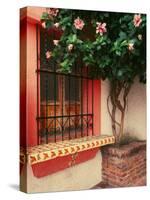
[20,150,102,193]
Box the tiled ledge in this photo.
[20,135,115,165]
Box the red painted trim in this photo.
[25,22,38,147]
[20,18,27,148]
[20,7,42,26]
[32,148,99,178]
[93,80,101,135]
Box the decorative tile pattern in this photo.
[20,135,115,165]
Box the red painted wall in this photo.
[93,80,101,135]
[20,19,101,147]
[26,22,38,147]
[20,18,38,147]
[20,19,27,148]
[83,79,101,136]
[20,8,101,178]
[32,148,99,178]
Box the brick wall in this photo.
[101,141,146,187]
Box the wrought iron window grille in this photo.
[36,25,94,144]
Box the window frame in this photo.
[36,25,94,144]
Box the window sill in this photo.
[20,135,115,165]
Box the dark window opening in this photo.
[40,73,59,102]
[65,76,80,102]
[37,26,94,144]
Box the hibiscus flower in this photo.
[133,14,142,27]
[128,43,134,51]
[74,17,85,30]
[53,40,59,46]
[41,21,46,29]
[68,44,74,51]
[96,22,107,35]
[45,51,52,59]
[54,23,60,28]
[48,8,59,17]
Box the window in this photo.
[37,28,94,144]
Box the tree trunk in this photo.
[119,111,125,142]
[107,81,131,144]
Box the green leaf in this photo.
[60,16,71,25]
[46,20,53,28]
[117,70,123,77]
[60,59,68,67]
[120,40,128,47]
[97,45,101,50]
[119,31,127,40]
[72,34,77,43]
[41,12,49,20]
[116,50,121,56]
[67,34,77,44]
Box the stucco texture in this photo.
[101,78,146,140]
[20,150,102,193]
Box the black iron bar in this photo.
[45,78,48,144]
[54,65,57,142]
[44,31,49,144]
[36,24,40,145]
[62,75,64,140]
[68,75,71,139]
[53,31,57,142]
[80,64,83,137]
[87,67,89,136]
[36,68,92,79]
[37,114,93,120]
[92,79,94,136]
[75,63,77,138]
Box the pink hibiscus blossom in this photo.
[48,8,59,17]
[54,22,60,28]
[68,44,74,51]
[41,21,46,29]
[133,14,142,27]
[53,40,59,46]
[128,43,134,51]
[74,17,85,30]
[96,22,107,35]
[46,51,52,59]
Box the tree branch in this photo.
[107,95,121,127]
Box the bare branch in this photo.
[107,95,121,127]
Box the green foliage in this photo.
[41,9,146,84]
[41,12,49,20]
[41,9,146,142]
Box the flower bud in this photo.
[68,44,74,51]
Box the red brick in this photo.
[101,141,146,187]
